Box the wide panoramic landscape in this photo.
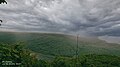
[0,0,120,67]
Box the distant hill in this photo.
[0,32,120,60]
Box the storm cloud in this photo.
[0,0,120,36]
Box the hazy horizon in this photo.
[0,0,120,43]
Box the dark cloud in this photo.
[0,0,120,37]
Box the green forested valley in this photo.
[0,32,120,67]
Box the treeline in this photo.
[0,43,120,67]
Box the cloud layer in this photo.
[0,0,120,36]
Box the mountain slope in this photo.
[0,32,120,60]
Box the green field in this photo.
[0,32,120,60]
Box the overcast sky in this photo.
[0,0,120,43]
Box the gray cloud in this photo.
[0,0,120,36]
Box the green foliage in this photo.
[84,54,120,67]
[0,43,39,67]
[51,57,71,67]
[0,33,120,66]
[0,32,120,60]
[35,60,49,67]
[0,43,120,67]
[51,54,120,67]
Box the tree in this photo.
[0,43,39,67]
